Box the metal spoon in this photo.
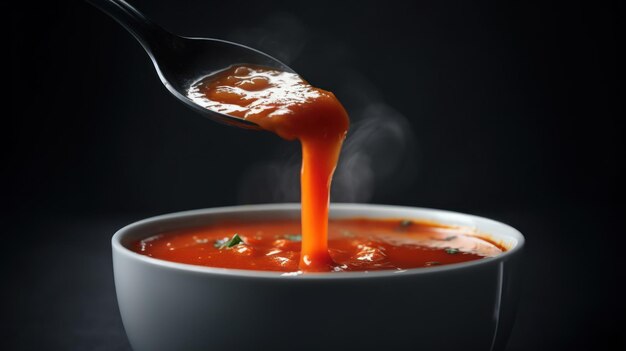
[87,0,295,129]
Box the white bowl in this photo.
[112,203,524,351]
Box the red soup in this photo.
[181,64,506,273]
[132,218,504,272]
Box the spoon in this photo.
[87,0,295,129]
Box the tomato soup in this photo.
[132,218,503,272]
[188,65,349,271]
[185,65,505,273]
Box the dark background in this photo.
[5,1,624,350]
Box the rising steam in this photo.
[231,13,419,204]
[237,102,418,204]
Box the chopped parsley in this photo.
[341,230,355,237]
[444,248,460,254]
[283,234,302,242]
[399,219,412,227]
[214,234,244,249]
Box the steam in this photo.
[237,102,418,204]
[232,14,419,204]
[228,12,307,65]
[332,104,418,202]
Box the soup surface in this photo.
[189,65,349,271]
[132,218,504,273]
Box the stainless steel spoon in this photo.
[87,0,295,129]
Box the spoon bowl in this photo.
[88,0,295,129]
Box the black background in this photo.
[5,1,624,350]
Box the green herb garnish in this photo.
[444,248,460,254]
[443,235,457,241]
[399,219,412,227]
[341,230,355,237]
[215,234,244,249]
[425,261,441,266]
[283,234,302,242]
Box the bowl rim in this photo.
[112,203,524,280]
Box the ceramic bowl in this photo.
[112,204,524,351]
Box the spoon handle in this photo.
[86,0,180,57]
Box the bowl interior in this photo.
[113,203,524,278]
